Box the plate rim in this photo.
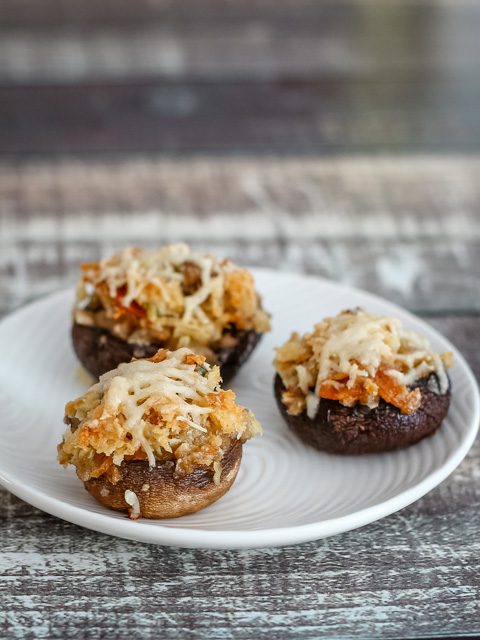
[0,269,478,549]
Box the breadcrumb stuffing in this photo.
[274,309,452,415]
[74,244,271,359]
[58,348,262,483]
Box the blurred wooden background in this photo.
[1,1,479,639]
[1,0,480,316]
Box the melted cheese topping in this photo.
[275,309,452,416]
[74,244,270,354]
[124,490,140,519]
[98,349,217,465]
[58,348,261,482]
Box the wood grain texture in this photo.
[1,1,479,157]
[0,314,479,640]
[1,1,480,637]
[0,0,479,82]
[1,160,479,638]
[3,80,480,155]
[1,156,480,315]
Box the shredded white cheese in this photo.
[75,243,271,352]
[124,490,141,519]
[76,243,271,352]
[93,348,215,468]
[60,347,262,483]
[275,309,452,415]
[309,310,449,395]
[306,393,320,419]
[296,365,310,395]
[96,243,229,324]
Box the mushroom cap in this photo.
[84,439,243,519]
[274,374,451,454]
[72,322,262,384]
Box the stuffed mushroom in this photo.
[72,244,271,382]
[274,309,452,454]
[58,347,262,518]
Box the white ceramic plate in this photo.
[0,269,478,549]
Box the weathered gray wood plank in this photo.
[0,0,478,82]
[1,438,479,640]
[1,156,480,315]
[3,81,480,155]
[1,312,479,640]
[0,228,478,637]
[0,1,478,637]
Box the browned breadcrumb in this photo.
[58,348,262,484]
[74,244,271,359]
[274,309,452,415]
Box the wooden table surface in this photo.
[1,1,479,638]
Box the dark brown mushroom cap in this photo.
[84,439,243,519]
[274,373,451,454]
[72,322,262,383]
[214,328,263,384]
